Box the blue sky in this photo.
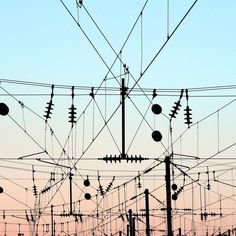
[0,0,235,88]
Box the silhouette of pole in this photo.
[53,221,56,236]
[69,172,73,215]
[4,222,6,236]
[51,205,54,236]
[165,155,173,236]
[119,231,122,236]
[178,227,182,236]
[132,217,136,236]
[144,189,150,236]
[127,225,130,236]
[121,78,127,159]
[128,209,133,236]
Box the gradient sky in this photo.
[0,1,236,235]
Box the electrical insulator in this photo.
[152,89,157,99]
[99,185,104,196]
[105,176,115,193]
[79,214,83,222]
[137,181,142,189]
[30,211,34,222]
[68,104,77,124]
[76,0,83,8]
[44,85,54,121]
[207,183,211,190]
[200,212,204,221]
[169,89,184,120]
[41,186,51,194]
[169,101,181,119]
[32,185,38,196]
[184,105,192,128]
[89,87,95,98]
[123,64,129,74]
[44,100,54,121]
[25,211,29,222]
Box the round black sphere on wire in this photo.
[152,130,162,142]
[0,103,9,116]
[172,184,178,191]
[172,193,178,201]
[83,178,90,187]
[84,193,91,200]
[151,104,162,115]
[0,186,3,194]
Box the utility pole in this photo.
[132,217,136,236]
[127,225,130,236]
[128,209,133,236]
[144,189,150,236]
[165,155,173,236]
[121,78,127,159]
[54,221,56,236]
[69,172,73,215]
[4,222,6,236]
[51,205,54,236]
[178,227,182,236]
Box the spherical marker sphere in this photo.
[172,193,178,201]
[84,193,91,200]
[172,184,178,191]
[0,103,9,116]
[0,186,3,194]
[151,104,162,115]
[152,130,162,142]
[83,179,90,187]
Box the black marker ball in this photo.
[84,193,91,200]
[152,130,162,142]
[151,104,162,115]
[84,179,90,187]
[0,103,9,116]
[172,193,178,201]
[0,186,4,194]
[172,184,178,191]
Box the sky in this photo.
[0,0,235,87]
[0,1,236,235]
